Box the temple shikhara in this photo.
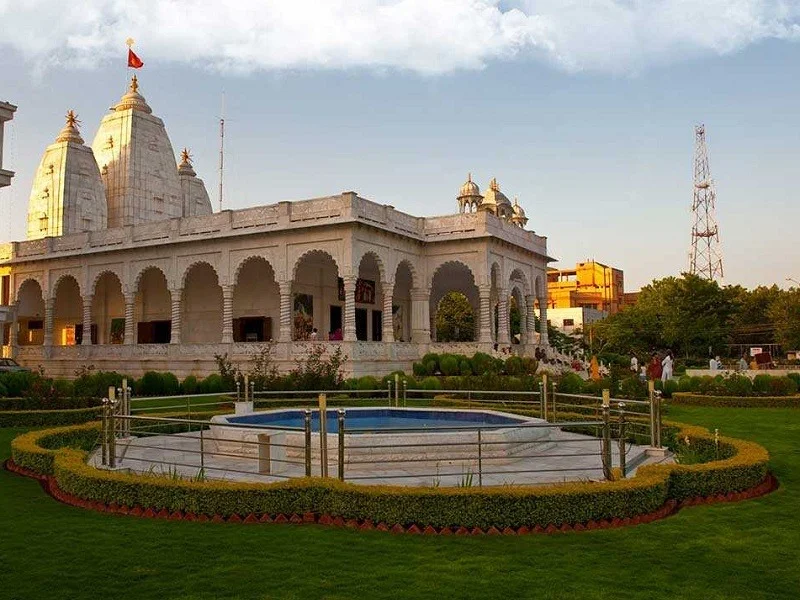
[0,78,552,376]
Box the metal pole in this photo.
[402,379,407,407]
[655,390,663,449]
[318,394,328,478]
[304,409,312,477]
[101,398,109,466]
[338,409,345,481]
[387,381,392,406]
[618,402,627,478]
[538,381,544,420]
[551,381,557,422]
[601,390,611,480]
[394,373,399,408]
[542,374,549,421]
[200,428,205,471]
[109,397,117,469]
[477,429,483,488]
[648,380,656,448]
[250,381,255,404]
[187,394,191,433]
[236,380,241,402]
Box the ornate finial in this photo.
[514,196,519,206]
[467,172,472,182]
[490,177,499,192]
[130,74,139,93]
[65,109,80,128]
[180,148,192,165]
[126,37,135,48]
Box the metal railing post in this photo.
[538,381,544,419]
[186,394,191,433]
[200,428,205,472]
[551,381,557,422]
[387,381,392,406]
[541,374,548,421]
[601,389,611,480]
[250,381,255,405]
[477,429,483,488]
[108,396,117,469]
[648,380,656,448]
[394,373,400,408]
[236,380,241,402]
[655,390,663,449]
[618,402,627,478]
[304,409,312,477]
[101,397,109,466]
[402,379,407,407]
[318,394,328,478]
[338,409,345,481]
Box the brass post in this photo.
[236,380,241,402]
[648,380,656,448]
[655,390,663,448]
[541,373,548,421]
[551,381,557,422]
[101,397,109,466]
[200,428,205,472]
[108,388,117,469]
[601,389,611,480]
[538,381,545,420]
[477,429,483,488]
[338,409,345,481]
[618,402,627,478]
[402,379,407,407]
[304,409,312,477]
[394,373,400,408]
[318,394,328,477]
[387,380,392,406]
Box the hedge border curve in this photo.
[6,421,775,533]
[671,392,800,408]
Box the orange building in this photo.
[545,260,625,314]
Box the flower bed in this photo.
[9,419,770,531]
[671,392,800,408]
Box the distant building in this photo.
[0,100,16,188]
[546,306,606,336]
[545,260,625,314]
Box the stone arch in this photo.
[52,274,83,346]
[182,262,223,343]
[508,283,526,344]
[394,258,418,288]
[15,276,43,304]
[132,264,170,295]
[430,261,480,342]
[90,268,125,298]
[508,267,530,296]
[15,279,45,346]
[134,266,172,344]
[92,271,125,344]
[391,260,415,342]
[232,256,280,342]
[51,272,83,301]
[355,249,387,283]
[354,251,386,341]
[180,260,221,291]
[292,249,341,340]
[232,254,279,286]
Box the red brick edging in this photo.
[4,459,778,535]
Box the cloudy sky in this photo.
[1,0,799,289]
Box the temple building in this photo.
[0,78,552,377]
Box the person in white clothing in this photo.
[630,354,639,373]
[709,356,719,371]
[661,351,674,383]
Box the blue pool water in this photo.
[227,408,526,433]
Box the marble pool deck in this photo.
[90,426,673,487]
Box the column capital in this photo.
[279,281,292,295]
[222,284,234,296]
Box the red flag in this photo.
[127,49,144,69]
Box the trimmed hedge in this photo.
[10,419,770,529]
[0,396,100,411]
[0,406,102,428]
[671,392,800,408]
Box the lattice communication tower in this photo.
[689,124,724,281]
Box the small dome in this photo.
[55,110,84,144]
[481,177,512,212]
[114,75,152,114]
[458,173,481,198]
[510,197,528,227]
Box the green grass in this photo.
[1,406,798,599]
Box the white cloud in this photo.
[1,0,799,75]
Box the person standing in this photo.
[709,355,719,372]
[647,354,662,381]
[738,355,749,372]
[661,350,674,383]
[630,353,639,374]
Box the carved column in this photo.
[381,283,394,342]
[526,294,536,344]
[478,285,492,343]
[43,297,54,347]
[410,287,431,343]
[342,276,357,342]
[279,281,292,342]
[81,294,93,345]
[497,288,510,346]
[124,293,135,345]
[221,285,234,344]
[519,296,527,345]
[170,289,182,345]
[539,298,549,347]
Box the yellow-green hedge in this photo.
[9,420,770,529]
[0,406,102,429]
[671,392,800,408]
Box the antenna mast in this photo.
[689,124,724,281]
[218,92,225,212]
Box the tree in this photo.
[769,290,800,351]
[435,292,475,342]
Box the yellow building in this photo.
[545,260,625,314]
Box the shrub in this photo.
[356,376,379,391]
[619,376,647,399]
[505,356,524,377]
[181,376,199,395]
[471,352,496,376]
[424,360,437,376]
[412,362,426,377]
[769,376,797,397]
[0,370,38,397]
[290,345,347,390]
[722,374,752,397]
[458,360,473,377]
[671,392,800,408]
[73,370,129,400]
[520,357,539,376]
[556,372,584,395]
[137,371,177,397]
[198,374,225,394]
[420,376,442,391]
[439,355,459,376]
[421,353,440,372]
[752,374,772,395]
[0,406,101,428]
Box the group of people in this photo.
[630,350,674,383]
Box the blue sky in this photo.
[1,1,799,291]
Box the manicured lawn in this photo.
[0,406,798,599]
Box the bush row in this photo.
[0,406,102,429]
[670,393,800,408]
[673,374,799,397]
[411,353,538,378]
[10,421,769,529]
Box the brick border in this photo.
[4,459,778,535]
